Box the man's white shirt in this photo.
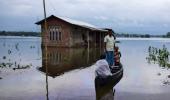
[104,35,115,51]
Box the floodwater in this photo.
[0,36,170,100]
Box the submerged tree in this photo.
[146,45,170,85]
[146,45,170,68]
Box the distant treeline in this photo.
[115,33,151,38]
[166,32,170,38]
[0,31,170,38]
[115,32,170,38]
[0,31,40,37]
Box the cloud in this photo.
[0,0,170,34]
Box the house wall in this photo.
[40,17,106,47]
[41,17,72,47]
[40,47,103,76]
[70,26,105,47]
[70,26,89,47]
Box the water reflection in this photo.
[146,45,170,68]
[38,47,103,77]
[42,47,104,100]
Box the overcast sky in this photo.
[0,0,170,34]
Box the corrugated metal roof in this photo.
[35,15,107,32]
[58,16,96,28]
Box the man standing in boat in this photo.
[104,29,116,68]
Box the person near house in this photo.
[104,29,116,68]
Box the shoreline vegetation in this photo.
[0,31,41,37]
[0,31,170,38]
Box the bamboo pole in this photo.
[43,0,49,100]
[87,30,89,63]
[87,30,89,50]
[100,32,101,49]
[94,32,97,48]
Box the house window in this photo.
[53,31,55,40]
[48,26,62,41]
[56,31,58,40]
[59,32,61,41]
[50,31,52,40]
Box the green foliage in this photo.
[146,45,170,68]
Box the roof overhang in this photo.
[35,15,108,32]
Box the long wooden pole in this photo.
[43,0,49,100]
[43,0,48,37]
[87,30,89,63]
